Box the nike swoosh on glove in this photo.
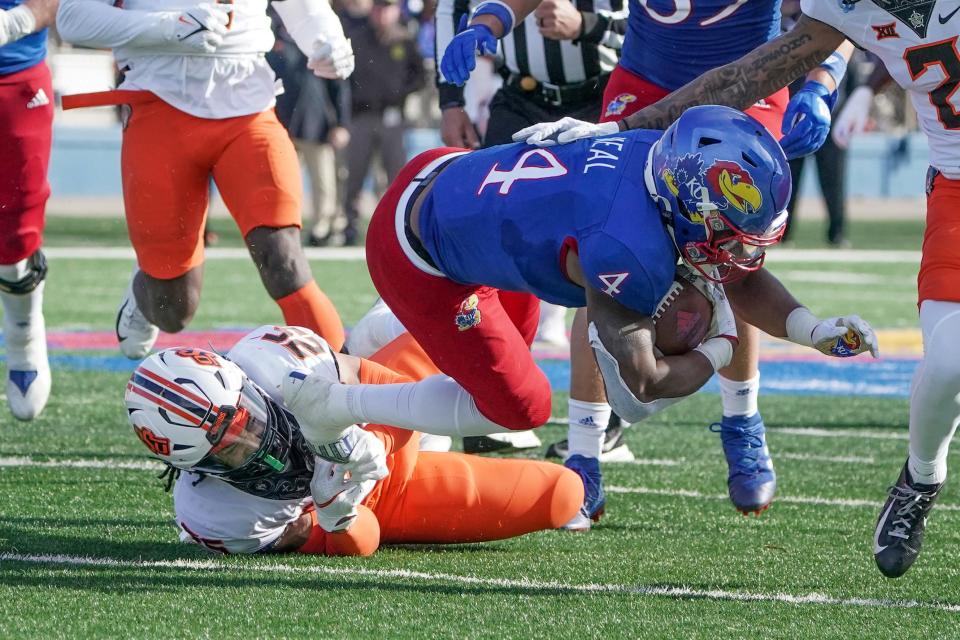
[439,15,497,86]
[780,81,834,160]
[167,4,231,53]
[811,315,879,358]
[308,37,355,79]
[512,117,620,147]
[311,459,377,532]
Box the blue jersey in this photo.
[0,0,47,75]
[418,131,678,316]
[620,0,781,91]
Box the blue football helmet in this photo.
[647,105,792,282]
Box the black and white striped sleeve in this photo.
[434,0,474,108]
[576,0,627,51]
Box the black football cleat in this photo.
[873,462,944,578]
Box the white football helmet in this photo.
[125,348,288,476]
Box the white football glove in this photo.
[786,307,880,358]
[0,5,36,47]
[282,369,357,448]
[308,37,355,79]
[162,4,231,54]
[512,117,620,147]
[311,458,377,532]
[832,86,874,149]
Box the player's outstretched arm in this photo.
[725,268,879,358]
[0,0,56,46]
[585,286,735,419]
[621,15,846,131]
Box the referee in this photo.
[436,0,626,147]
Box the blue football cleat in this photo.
[563,454,606,531]
[710,413,776,515]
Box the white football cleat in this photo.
[282,369,356,446]
[418,433,453,452]
[3,281,51,421]
[116,271,159,360]
[345,298,406,358]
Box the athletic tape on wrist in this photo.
[693,337,733,372]
[819,51,848,89]
[785,306,820,348]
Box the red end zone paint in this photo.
[47,330,250,351]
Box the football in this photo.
[652,278,713,356]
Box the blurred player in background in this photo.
[56,0,355,358]
[126,326,583,556]
[0,0,57,421]
[289,106,878,530]
[440,0,854,517]
[511,0,960,579]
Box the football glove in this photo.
[282,369,357,448]
[832,85,874,149]
[780,81,835,159]
[439,15,497,86]
[512,116,620,147]
[0,5,35,47]
[161,4,231,54]
[308,36,354,79]
[786,307,880,358]
[311,458,377,532]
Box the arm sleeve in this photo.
[434,0,471,106]
[576,0,627,50]
[57,0,173,48]
[297,505,380,556]
[271,0,347,57]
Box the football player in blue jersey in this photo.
[0,0,57,421]
[439,0,855,516]
[289,105,878,529]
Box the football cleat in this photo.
[545,422,635,463]
[711,413,776,515]
[2,281,51,421]
[874,462,944,578]
[116,272,159,360]
[463,430,542,454]
[562,454,606,531]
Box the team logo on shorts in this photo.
[134,425,171,456]
[604,93,636,117]
[455,294,482,331]
[830,330,862,357]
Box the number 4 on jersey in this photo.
[478,149,568,195]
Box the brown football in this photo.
[652,279,713,356]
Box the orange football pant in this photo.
[300,332,583,555]
[919,172,960,304]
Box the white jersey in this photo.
[802,0,960,178]
[58,0,275,118]
[173,324,340,554]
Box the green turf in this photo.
[1,219,955,638]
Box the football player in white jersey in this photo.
[515,0,960,579]
[127,325,583,555]
[56,0,354,360]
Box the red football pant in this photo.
[365,149,551,431]
[0,62,52,264]
[599,64,789,137]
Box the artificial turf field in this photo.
[1,215,958,639]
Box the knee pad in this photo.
[0,250,47,295]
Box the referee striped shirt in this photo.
[435,0,627,107]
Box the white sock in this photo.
[719,374,759,418]
[342,374,511,437]
[567,399,610,458]
[906,301,960,485]
[0,260,47,371]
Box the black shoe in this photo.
[545,423,634,462]
[874,462,944,578]
[462,431,542,455]
[307,232,331,247]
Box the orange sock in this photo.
[275,280,345,351]
[367,333,441,381]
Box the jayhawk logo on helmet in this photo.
[705,160,763,215]
[660,153,710,222]
[604,93,637,118]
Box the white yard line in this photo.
[778,453,876,464]
[768,427,909,441]
[0,552,956,613]
[43,247,920,263]
[0,456,161,471]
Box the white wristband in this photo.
[0,5,37,46]
[693,336,734,372]
[785,306,819,348]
